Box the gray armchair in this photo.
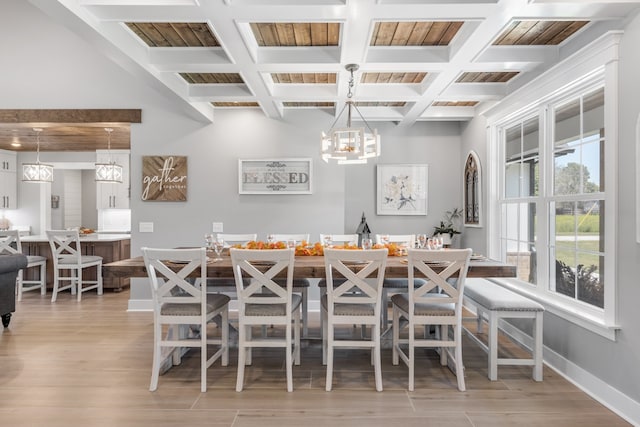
[1,253,28,327]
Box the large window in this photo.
[551,88,605,309]
[495,80,613,332]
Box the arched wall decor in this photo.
[463,151,482,227]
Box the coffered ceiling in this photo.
[25,0,640,127]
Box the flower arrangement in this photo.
[233,241,402,256]
[433,208,463,238]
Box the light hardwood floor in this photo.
[0,291,630,427]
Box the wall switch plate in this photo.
[212,222,223,233]
[139,222,154,233]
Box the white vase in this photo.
[435,233,452,247]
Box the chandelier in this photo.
[22,128,53,183]
[95,127,123,183]
[321,64,380,165]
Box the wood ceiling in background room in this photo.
[29,2,638,124]
[0,109,138,152]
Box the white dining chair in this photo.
[391,248,472,391]
[319,234,358,247]
[374,233,424,329]
[46,230,102,302]
[269,233,310,245]
[267,233,311,337]
[205,233,257,293]
[317,233,359,306]
[143,247,230,392]
[217,233,257,247]
[0,230,47,301]
[230,248,301,392]
[322,248,388,391]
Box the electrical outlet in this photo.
[212,222,223,233]
[139,222,154,233]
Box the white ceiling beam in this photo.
[476,45,558,65]
[187,84,253,97]
[148,48,232,66]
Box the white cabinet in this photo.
[96,150,130,209]
[0,150,17,209]
[0,150,16,172]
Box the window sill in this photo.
[489,278,620,341]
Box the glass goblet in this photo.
[323,234,333,248]
[212,237,225,262]
[204,233,215,252]
[417,234,427,249]
[380,234,390,246]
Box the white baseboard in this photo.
[498,320,640,426]
[127,299,153,311]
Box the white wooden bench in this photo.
[463,278,544,381]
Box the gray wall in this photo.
[3,0,640,418]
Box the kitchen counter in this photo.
[21,234,131,291]
[22,233,131,243]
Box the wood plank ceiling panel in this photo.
[456,72,519,83]
[250,23,340,46]
[493,20,588,45]
[179,73,244,84]
[283,102,334,107]
[212,102,260,107]
[361,72,427,84]
[370,21,463,46]
[356,102,406,107]
[271,73,337,84]
[432,101,478,107]
[125,22,219,47]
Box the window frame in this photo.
[488,64,619,340]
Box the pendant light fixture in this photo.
[321,64,380,165]
[95,127,123,183]
[22,128,53,183]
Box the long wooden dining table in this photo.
[103,252,517,280]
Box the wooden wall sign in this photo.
[142,156,188,201]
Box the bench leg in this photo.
[533,311,543,381]
[476,306,484,334]
[488,311,499,381]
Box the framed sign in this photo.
[377,164,428,215]
[142,155,188,201]
[239,158,312,194]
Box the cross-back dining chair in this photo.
[230,248,301,392]
[269,233,310,245]
[322,248,388,391]
[267,233,311,337]
[217,233,257,247]
[46,230,102,302]
[142,247,230,392]
[204,233,257,293]
[319,234,358,247]
[0,230,47,301]
[391,248,472,391]
[317,233,359,301]
[374,233,425,329]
